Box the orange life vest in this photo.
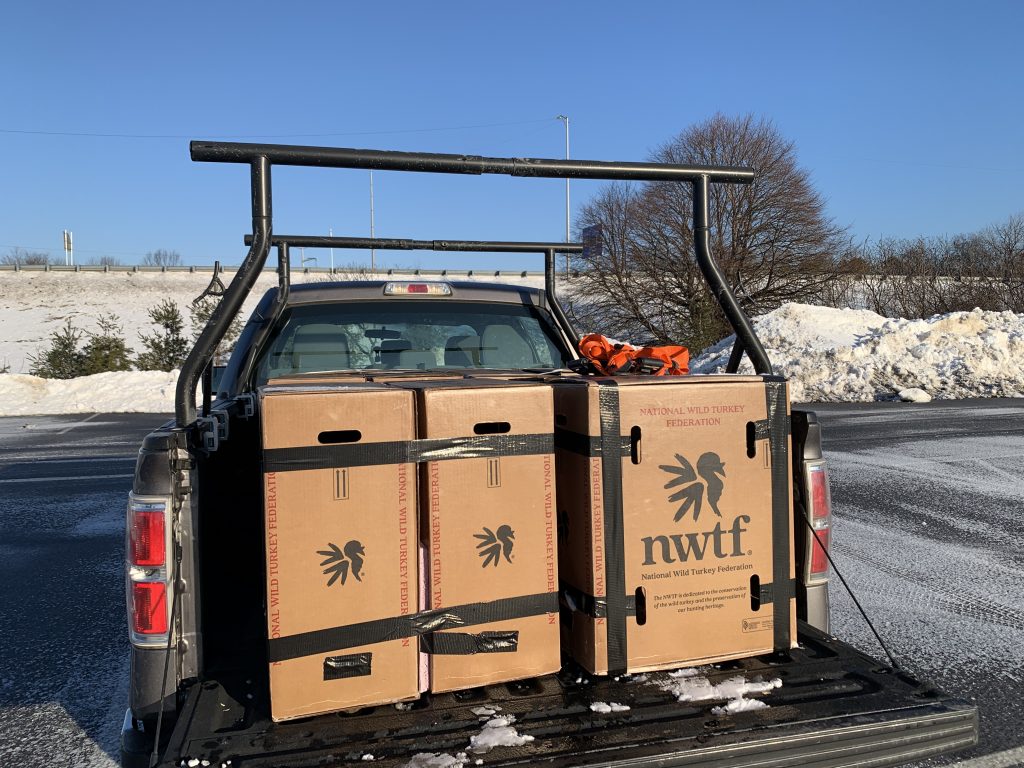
[578,333,689,376]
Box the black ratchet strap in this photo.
[269,591,558,663]
[597,380,628,674]
[561,582,636,618]
[758,377,793,650]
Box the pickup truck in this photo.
[121,142,978,768]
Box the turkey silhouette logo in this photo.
[318,540,366,587]
[475,525,515,568]
[659,452,726,522]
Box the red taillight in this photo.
[805,462,832,580]
[132,581,168,635]
[127,494,172,643]
[130,509,165,567]
[810,528,831,575]
[810,466,831,521]
[407,283,429,293]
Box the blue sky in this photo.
[2,1,1022,269]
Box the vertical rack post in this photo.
[691,175,771,376]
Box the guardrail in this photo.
[0,263,548,278]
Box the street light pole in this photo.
[556,115,570,274]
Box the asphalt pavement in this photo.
[1,404,1023,767]
[816,399,1024,767]
[0,413,164,767]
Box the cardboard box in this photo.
[388,379,561,692]
[553,375,797,675]
[260,383,420,720]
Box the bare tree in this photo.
[143,249,183,267]
[981,213,1024,311]
[570,114,848,351]
[88,255,122,266]
[860,219,1024,317]
[2,247,54,266]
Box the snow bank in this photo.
[692,303,1024,402]
[6,301,1023,415]
[0,371,179,416]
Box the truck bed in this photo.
[155,625,976,768]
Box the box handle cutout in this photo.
[746,421,756,458]
[635,586,647,625]
[555,413,568,426]
[473,421,511,435]
[630,426,642,464]
[750,574,761,611]
[318,429,362,444]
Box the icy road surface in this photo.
[1,403,1022,766]
[0,414,155,767]
[819,399,1024,765]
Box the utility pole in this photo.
[556,115,570,275]
[329,226,334,272]
[370,171,376,272]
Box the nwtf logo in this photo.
[640,452,750,565]
[475,525,515,568]
[318,540,366,586]
[661,452,726,522]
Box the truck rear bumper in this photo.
[584,704,977,767]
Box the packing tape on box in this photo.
[263,433,555,472]
[268,591,559,664]
[419,630,519,655]
[323,652,372,680]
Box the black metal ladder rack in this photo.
[179,141,770,427]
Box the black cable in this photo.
[803,515,903,672]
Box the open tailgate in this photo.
[158,625,976,768]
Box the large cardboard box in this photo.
[260,383,420,721]
[388,379,561,692]
[553,375,797,675]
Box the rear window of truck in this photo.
[254,300,569,382]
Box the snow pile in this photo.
[659,668,782,714]
[400,712,532,768]
[590,701,630,714]
[469,714,535,752]
[692,303,1024,402]
[0,370,180,415]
